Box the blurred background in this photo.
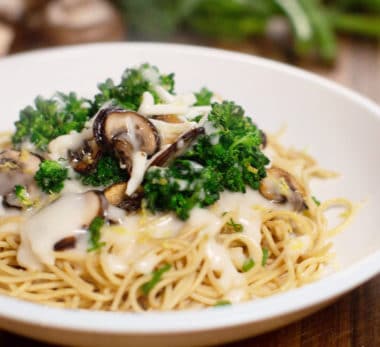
[0,0,379,100]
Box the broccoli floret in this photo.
[34,160,69,194]
[194,87,213,106]
[80,154,128,187]
[143,101,268,219]
[87,216,106,252]
[93,63,175,111]
[14,185,34,208]
[12,93,91,151]
[185,101,269,191]
[144,160,223,220]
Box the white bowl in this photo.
[0,43,379,347]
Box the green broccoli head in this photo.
[34,160,69,194]
[143,101,269,219]
[93,63,175,111]
[12,93,91,151]
[80,154,128,187]
[144,160,223,220]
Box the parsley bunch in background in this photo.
[114,0,380,63]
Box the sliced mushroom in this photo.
[94,107,159,150]
[259,167,307,211]
[112,133,134,173]
[54,236,76,251]
[68,138,101,173]
[150,118,196,146]
[3,184,40,210]
[151,114,183,124]
[52,190,108,252]
[151,127,205,167]
[104,182,143,212]
[0,149,41,196]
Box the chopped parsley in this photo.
[312,196,321,206]
[87,216,105,252]
[214,300,232,307]
[141,263,172,295]
[242,258,255,272]
[14,185,34,208]
[226,218,243,232]
[261,248,269,266]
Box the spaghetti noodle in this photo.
[0,132,354,311]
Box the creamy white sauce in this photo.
[62,179,93,194]
[226,288,246,303]
[48,128,92,161]
[134,253,160,274]
[101,212,184,274]
[286,235,312,258]
[206,239,245,291]
[17,193,96,270]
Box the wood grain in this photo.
[0,37,379,347]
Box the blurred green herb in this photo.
[114,0,380,63]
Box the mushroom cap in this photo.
[52,190,108,252]
[68,138,101,174]
[93,107,160,154]
[0,150,42,196]
[259,166,307,212]
[104,182,143,212]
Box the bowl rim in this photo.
[0,42,379,335]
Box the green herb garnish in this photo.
[242,258,255,272]
[14,185,34,208]
[87,216,106,252]
[312,196,321,206]
[194,87,213,106]
[261,248,269,266]
[141,264,172,295]
[214,300,232,307]
[226,218,243,232]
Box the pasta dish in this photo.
[0,64,354,311]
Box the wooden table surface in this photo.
[0,38,379,347]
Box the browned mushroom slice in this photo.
[94,107,160,152]
[3,184,40,210]
[112,134,134,173]
[151,127,205,167]
[0,150,42,196]
[68,138,101,173]
[259,167,307,212]
[52,190,108,252]
[104,182,143,212]
[104,182,128,206]
[151,115,183,123]
[54,236,76,251]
